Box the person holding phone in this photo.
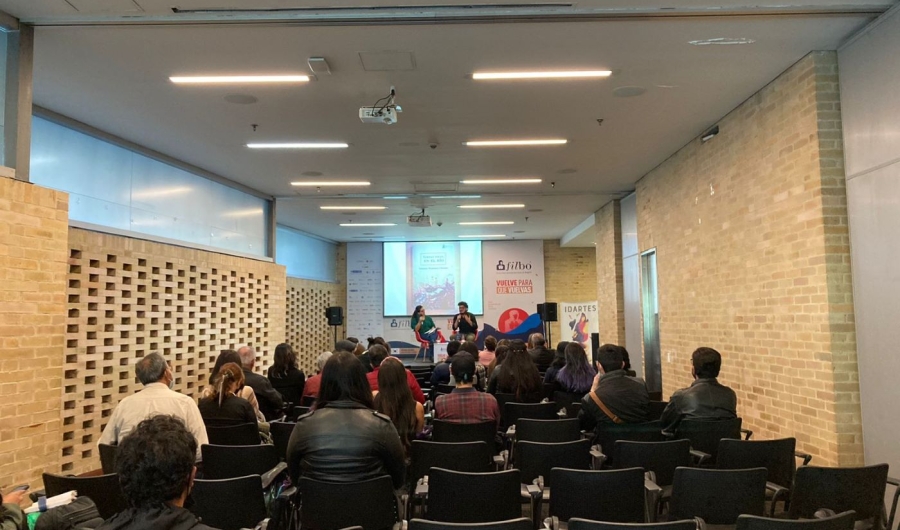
[1,485,29,530]
[452,301,478,340]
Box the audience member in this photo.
[453,341,487,391]
[579,344,650,433]
[203,350,264,422]
[556,342,597,393]
[479,335,497,367]
[660,347,737,434]
[543,341,569,384]
[528,333,555,373]
[486,344,509,380]
[366,345,426,403]
[237,345,284,421]
[98,415,217,530]
[267,343,306,404]
[430,340,460,386]
[435,353,500,428]
[302,351,333,400]
[287,351,406,488]
[99,352,208,461]
[374,357,425,453]
[487,339,542,401]
[1,488,27,530]
[197,362,257,424]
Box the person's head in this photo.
[369,344,390,368]
[498,339,541,399]
[335,339,357,354]
[211,362,245,404]
[209,349,242,385]
[272,343,297,376]
[458,301,469,313]
[116,415,197,509]
[318,351,374,409]
[596,344,626,374]
[551,341,569,369]
[412,305,424,319]
[622,347,632,371]
[497,338,510,348]
[135,352,171,387]
[236,344,256,369]
[367,337,388,349]
[446,340,461,358]
[529,333,546,349]
[494,344,510,365]
[559,342,595,390]
[692,347,722,379]
[464,333,476,343]
[483,336,497,352]
[316,351,333,373]
[450,352,477,387]
[563,343,592,372]
[459,341,479,357]
[374,357,416,450]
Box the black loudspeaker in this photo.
[536,303,545,318]
[591,332,601,364]
[326,306,343,326]
[539,302,558,322]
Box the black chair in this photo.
[647,401,668,421]
[736,511,856,530]
[517,440,593,486]
[717,438,810,516]
[410,441,493,486]
[190,475,268,530]
[270,421,296,460]
[613,440,692,500]
[436,384,456,395]
[593,422,666,465]
[788,465,889,530]
[427,468,523,523]
[552,391,587,416]
[42,472,127,520]
[504,402,559,428]
[543,383,560,400]
[516,419,582,443]
[286,405,311,422]
[300,395,317,407]
[548,467,646,527]
[299,476,400,530]
[565,402,583,419]
[670,418,743,464]
[669,467,768,525]
[205,422,260,446]
[200,444,286,484]
[271,379,304,405]
[410,518,532,530]
[432,420,498,449]
[98,443,118,474]
[568,519,703,530]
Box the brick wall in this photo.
[543,240,597,345]
[633,52,861,465]
[285,274,345,374]
[594,202,626,345]
[0,177,69,488]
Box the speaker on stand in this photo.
[537,303,558,346]
[326,306,343,345]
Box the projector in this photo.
[407,214,432,227]
[359,106,399,125]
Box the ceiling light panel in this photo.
[458,204,525,209]
[472,70,611,80]
[291,181,370,187]
[247,143,348,149]
[320,206,386,210]
[464,139,567,147]
[340,223,396,227]
[459,234,506,238]
[170,75,310,84]
[461,179,542,184]
[459,221,515,225]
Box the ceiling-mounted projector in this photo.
[408,209,432,227]
[360,86,401,124]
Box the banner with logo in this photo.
[480,240,546,342]
[560,301,599,350]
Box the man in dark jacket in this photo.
[660,347,737,434]
[579,344,650,433]
[528,333,556,373]
[238,344,284,420]
[98,415,218,530]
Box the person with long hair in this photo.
[203,349,265,423]
[267,343,306,404]
[487,339,542,401]
[198,362,257,424]
[411,305,439,355]
[286,351,406,488]
[374,357,425,454]
[556,342,597,393]
[544,341,569,384]
[486,344,509,381]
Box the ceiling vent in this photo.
[413,182,458,193]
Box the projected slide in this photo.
[383,241,483,316]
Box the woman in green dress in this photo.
[411,305,439,355]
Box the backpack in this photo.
[33,496,104,530]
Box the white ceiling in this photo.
[3,0,890,243]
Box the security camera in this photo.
[429,143,438,150]
[436,221,443,227]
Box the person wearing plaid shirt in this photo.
[434,353,500,428]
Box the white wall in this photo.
[276,225,337,282]
[620,193,644,378]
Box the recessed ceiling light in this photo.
[429,195,482,199]
[459,221,515,225]
[223,94,258,105]
[461,179,542,185]
[320,206,386,210]
[170,75,310,84]
[472,71,611,80]
[464,139,567,147]
[688,37,756,46]
[247,143,348,149]
[339,223,396,227]
[458,204,525,209]
[459,234,506,238]
[383,196,409,200]
[292,181,370,187]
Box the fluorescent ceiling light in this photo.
[247,143,348,149]
[459,234,506,238]
[429,195,482,199]
[383,196,408,200]
[464,139,567,147]
[170,75,309,84]
[458,204,525,209]
[320,206,386,210]
[292,181,370,187]
[459,221,515,225]
[473,70,611,80]
[339,223,396,227]
[461,179,542,185]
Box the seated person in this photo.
[555,342,597,393]
[197,362,257,425]
[579,344,650,433]
[98,415,217,529]
[237,345,284,421]
[366,345,426,403]
[1,488,28,530]
[450,342,487,391]
[543,341,569,384]
[203,350,264,422]
[267,343,306,405]
[487,340,542,401]
[479,335,497,367]
[435,353,500,428]
[430,340,461,387]
[374,357,426,455]
[527,333,555,374]
[660,347,737,434]
[286,351,406,488]
[302,351,333,401]
[412,305,440,351]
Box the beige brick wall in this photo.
[543,240,597,345]
[595,201,626,345]
[285,273,345,375]
[0,177,69,489]
[633,52,861,465]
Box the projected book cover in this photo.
[407,242,459,314]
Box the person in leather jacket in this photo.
[660,347,737,434]
[286,350,406,489]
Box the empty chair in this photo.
[669,467,768,525]
[736,511,856,530]
[788,465,889,530]
[592,422,666,465]
[670,418,742,464]
[518,440,593,487]
[504,402,559,428]
[271,421,296,460]
[613,440,692,500]
[549,467,646,526]
[299,475,400,530]
[409,518,532,530]
[717,438,807,516]
[190,475,268,530]
[427,468,523,523]
[200,444,285,481]
[42,472,127,520]
[568,519,703,530]
[516,419,582,443]
[432,420,498,450]
[205,422,260,446]
[99,443,118,474]
[647,401,668,421]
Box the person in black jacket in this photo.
[660,347,737,434]
[198,363,257,425]
[238,345,284,421]
[579,344,650,434]
[430,340,461,387]
[527,333,556,374]
[286,351,406,489]
[452,301,479,340]
[267,343,306,405]
[98,415,218,530]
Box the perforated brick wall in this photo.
[285,275,344,375]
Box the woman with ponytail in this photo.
[197,362,257,424]
[434,352,500,428]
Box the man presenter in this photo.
[452,301,479,340]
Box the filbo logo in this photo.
[496,260,532,272]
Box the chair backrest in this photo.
[299,476,397,530]
[427,468,522,523]
[568,519,701,530]
[204,422,260,446]
[717,438,797,488]
[647,401,668,421]
[270,379,303,405]
[565,402,583,419]
[270,421,296,461]
[552,390,587,413]
[436,384,456,394]
[613,440,692,487]
[286,405,311,422]
[98,443,118,474]
[409,518,532,530]
[516,418,582,443]
[737,511,856,530]
[549,467,646,523]
[669,466,768,524]
[300,395,317,407]
[409,441,492,485]
[432,420,497,448]
[504,401,559,428]
[191,475,267,530]
[517,439,592,486]
[200,444,280,479]
[788,465,889,526]
[593,422,666,463]
[42,472,126,520]
[673,418,742,462]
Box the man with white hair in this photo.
[237,344,284,421]
[302,351,333,401]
